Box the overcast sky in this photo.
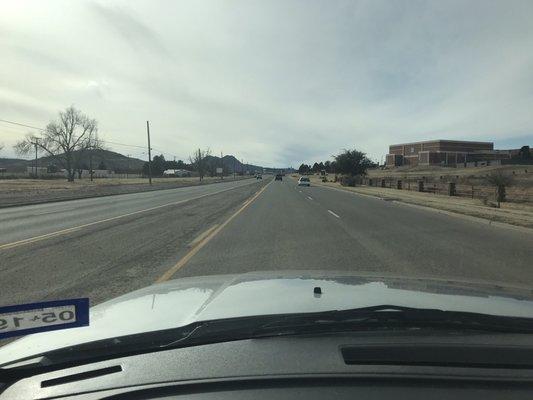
[1,0,532,166]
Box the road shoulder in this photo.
[303,175,533,231]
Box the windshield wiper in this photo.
[2,305,533,381]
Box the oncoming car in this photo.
[298,176,311,186]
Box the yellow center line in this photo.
[187,224,219,248]
[155,179,273,283]
[0,182,256,251]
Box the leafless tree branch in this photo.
[14,106,101,181]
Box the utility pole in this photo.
[220,151,223,179]
[89,147,93,182]
[33,140,38,177]
[233,156,236,180]
[126,154,131,179]
[198,149,202,181]
[146,121,152,185]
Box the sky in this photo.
[1,0,532,167]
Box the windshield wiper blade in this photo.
[3,305,533,381]
[247,305,533,336]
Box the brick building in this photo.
[385,140,506,167]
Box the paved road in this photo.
[0,178,258,246]
[0,178,266,306]
[176,177,533,286]
[1,175,532,311]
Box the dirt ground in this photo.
[366,164,531,179]
[0,176,251,207]
[305,175,533,229]
[366,165,532,190]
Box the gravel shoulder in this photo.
[306,175,533,229]
[0,176,253,207]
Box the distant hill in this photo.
[0,158,28,172]
[0,150,267,174]
[0,149,146,173]
[205,155,263,173]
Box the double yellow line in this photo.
[155,179,273,282]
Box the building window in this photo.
[411,147,415,153]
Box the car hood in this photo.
[2,270,533,365]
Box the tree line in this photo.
[141,155,192,177]
[13,106,238,182]
[298,149,377,177]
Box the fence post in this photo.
[448,182,456,196]
[471,185,474,199]
[418,181,424,192]
[397,180,402,190]
[381,179,386,188]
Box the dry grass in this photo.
[0,176,252,207]
[0,176,230,192]
[367,164,532,180]
[307,175,533,229]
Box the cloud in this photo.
[0,0,532,164]
[88,2,168,57]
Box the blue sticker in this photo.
[0,298,89,339]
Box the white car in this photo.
[298,176,310,186]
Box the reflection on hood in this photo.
[2,270,533,365]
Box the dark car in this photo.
[275,174,283,181]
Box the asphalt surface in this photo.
[0,178,266,306]
[0,178,257,245]
[1,175,532,311]
[177,177,533,286]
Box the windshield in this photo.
[1,0,533,369]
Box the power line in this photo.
[0,118,45,131]
[101,140,145,150]
[0,117,184,160]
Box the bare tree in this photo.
[189,148,211,181]
[486,170,514,208]
[14,106,101,182]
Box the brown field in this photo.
[0,176,225,191]
[367,164,531,182]
[299,173,533,229]
[0,176,250,207]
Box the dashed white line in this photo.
[299,190,302,193]
[327,210,340,218]
[307,196,313,200]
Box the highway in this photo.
[1,176,532,309]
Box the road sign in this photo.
[216,167,223,174]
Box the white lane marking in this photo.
[307,196,313,200]
[299,190,302,193]
[0,181,260,251]
[327,210,340,218]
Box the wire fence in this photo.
[361,176,532,204]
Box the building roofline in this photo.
[389,139,494,147]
